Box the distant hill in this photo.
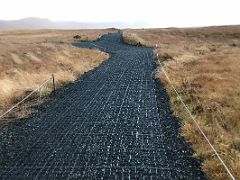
[0,17,148,29]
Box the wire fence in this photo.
[156,49,235,180]
[0,74,56,122]
[0,42,236,179]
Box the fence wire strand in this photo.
[0,76,53,120]
[157,56,235,180]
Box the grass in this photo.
[123,26,240,179]
[0,29,117,123]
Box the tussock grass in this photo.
[123,26,240,179]
[0,29,115,122]
[122,31,149,47]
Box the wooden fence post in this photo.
[52,74,56,94]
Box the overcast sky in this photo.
[0,0,240,28]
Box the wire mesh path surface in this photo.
[0,33,205,179]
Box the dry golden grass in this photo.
[0,29,116,121]
[123,26,240,179]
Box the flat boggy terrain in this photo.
[0,29,116,120]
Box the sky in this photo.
[0,0,240,28]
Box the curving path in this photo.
[0,33,205,179]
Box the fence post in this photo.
[52,74,56,94]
